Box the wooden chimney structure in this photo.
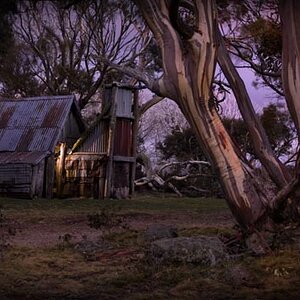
[102,83,138,199]
[63,83,138,199]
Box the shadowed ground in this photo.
[0,194,300,299]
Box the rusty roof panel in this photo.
[0,95,80,153]
[28,128,59,151]
[15,129,35,151]
[0,151,47,164]
[1,96,73,129]
[9,102,46,128]
[41,100,71,128]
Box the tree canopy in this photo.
[0,0,147,107]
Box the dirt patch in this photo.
[126,211,233,229]
[9,211,234,248]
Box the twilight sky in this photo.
[238,68,280,111]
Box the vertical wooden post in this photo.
[31,160,45,198]
[130,89,139,197]
[56,142,66,197]
[104,86,118,198]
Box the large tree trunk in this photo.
[280,0,300,136]
[217,29,291,188]
[134,0,270,229]
[278,0,300,219]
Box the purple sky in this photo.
[239,68,279,111]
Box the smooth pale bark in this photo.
[280,0,300,136]
[278,0,300,217]
[134,0,269,228]
[217,29,291,188]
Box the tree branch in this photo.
[217,27,291,188]
[158,160,211,176]
[139,95,164,115]
[99,57,163,94]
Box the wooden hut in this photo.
[65,83,138,199]
[0,95,85,198]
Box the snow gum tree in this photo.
[275,0,300,216]
[121,0,300,238]
[34,0,299,242]
[132,0,272,230]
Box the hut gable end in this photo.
[0,95,85,199]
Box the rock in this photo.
[143,224,178,242]
[148,235,228,266]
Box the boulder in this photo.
[149,235,228,266]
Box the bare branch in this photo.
[139,95,164,115]
[158,160,211,175]
[99,57,162,94]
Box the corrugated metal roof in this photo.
[0,129,23,151]
[0,151,47,165]
[28,128,59,151]
[0,95,80,152]
[75,121,109,153]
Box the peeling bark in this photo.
[278,0,300,219]
[280,0,300,136]
[217,29,291,188]
[134,0,269,229]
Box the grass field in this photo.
[1,194,300,299]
